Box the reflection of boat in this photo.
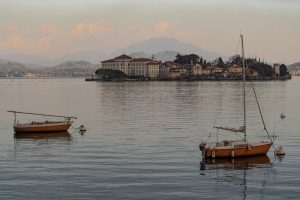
[200,155,270,171]
[14,131,71,139]
[200,155,272,200]
[8,111,77,133]
[199,35,275,158]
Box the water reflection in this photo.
[200,156,273,200]
[200,155,271,171]
[14,131,71,139]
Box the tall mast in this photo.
[241,34,247,141]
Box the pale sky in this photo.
[0,0,299,63]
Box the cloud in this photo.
[154,21,172,36]
[70,20,111,37]
[39,24,60,36]
[0,25,22,49]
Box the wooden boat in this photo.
[199,35,275,158]
[8,111,77,133]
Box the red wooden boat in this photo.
[8,111,77,133]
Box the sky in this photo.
[0,0,299,64]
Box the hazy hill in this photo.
[112,37,226,61]
[38,60,98,77]
[0,50,107,68]
[288,61,300,70]
[129,50,180,62]
[56,51,107,65]
[0,59,29,76]
[0,54,52,68]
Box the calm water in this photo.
[0,78,300,199]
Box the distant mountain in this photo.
[112,37,226,61]
[129,50,180,62]
[129,52,150,58]
[0,59,29,77]
[154,50,179,62]
[38,60,98,77]
[0,50,107,68]
[288,61,300,70]
[0,54,51,68]
[57,51,107,65]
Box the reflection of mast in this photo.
[242,169,247,200]
[200,156,272,199]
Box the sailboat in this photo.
[199,34,275,158]
[8,111,77,133]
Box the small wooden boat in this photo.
[8,111,77,133]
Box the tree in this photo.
[95,69,127,80]
[217,57,225,68]
[175,53,200,64]
[279,64,287,76]
[199,57,203,65]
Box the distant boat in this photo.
[7,111,77,133]
[199,35,276,158]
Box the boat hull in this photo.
[201,143,272,158]
[14,122,72,133]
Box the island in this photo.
[86,53,291,81]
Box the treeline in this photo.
[174,53,288,77]
[95,69,127,80]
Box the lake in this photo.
[0,78,300,199]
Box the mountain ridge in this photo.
[111,37,226,61]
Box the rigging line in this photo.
[234,36,241,56]
[249,79,277,149]
[213,88,226,127]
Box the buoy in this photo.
[79,125,86,132]
[280,113,286,119]
[276,146,285,155]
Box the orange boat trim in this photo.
[202,143,272,158]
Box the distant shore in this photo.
[85,75,292,82]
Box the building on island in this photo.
[147,61,160,80]
[101,54,132,75]
[128,58,153,77]
[99,54,266,80]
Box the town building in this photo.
[101,54,132,74]
[128,58,153,77]
[147,61,160,79]
[273,63,280,76]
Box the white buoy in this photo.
[79,125,86,132]
[280,113,286,119]
[276,146,285,155]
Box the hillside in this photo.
[288,61,300,70]
[0,59,29,77]
[37,60,98,77]
[111,37,226,61]
[129,50,178,62]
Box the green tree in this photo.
[175,54,200,64]
[217,57,225,68]
[279,64,287,76]
[95,69,127,80]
